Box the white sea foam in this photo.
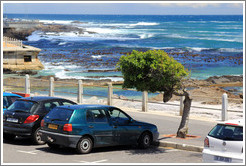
[129,22,159,27]
[91,55,102,59]
[139,33,155,39]
[219,48,243,52]
[58,42,68,45]
[166,34,242,43]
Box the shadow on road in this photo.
[3,137,37,146]
[35,144,166,156]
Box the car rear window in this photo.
[208,124,243,141]
[7,100,37,113]
[45,107,74,122]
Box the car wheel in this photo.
[76,136,93,154]
[138,132,152,149]
[47,143,60,149]
[32,127,45,145]
[3,133,16,141]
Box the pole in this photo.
[49,77,54,97]
[222,93,228,121]
[77,80,83,104]
[25,74,30,94]
[108,83,113,106]
[142,91,148,112]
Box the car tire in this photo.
[3,133,16,141]
[76,136,93,154]
[138,132,152,149]
[47,143,60,149]
[32,127,45,145]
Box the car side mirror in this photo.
[129,118,134,123]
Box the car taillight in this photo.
[204,137,209,147]
[24,115,39,124]
[41,119,45,127]
[63,124,72,132]
[225,123,239,126]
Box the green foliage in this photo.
[117,50,189,93]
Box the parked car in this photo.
[3,92,22,114]
[39,104,159,154]
[202,119,243,163]
[3,96,77,145]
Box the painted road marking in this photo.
[17,150,39,155]
[75,159,108,163]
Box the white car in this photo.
[202,119,244,163]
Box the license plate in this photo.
[6,118,18,123]
[214,156,232,162]
[48,124,58,130]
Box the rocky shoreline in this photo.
[4,22,96,40]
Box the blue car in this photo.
[3,92,22,113]
[40,104,159,154]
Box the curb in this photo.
[158,141,204,153]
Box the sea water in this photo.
[5,14,243,99]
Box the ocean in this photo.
[4,14,243,98]
[5,14,243,80]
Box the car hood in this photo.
[133,120,156,127]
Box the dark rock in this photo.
[206,75,243,84]
[17,70,38,76]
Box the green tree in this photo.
[117,50,191,138]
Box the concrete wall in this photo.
[3,45,44,71]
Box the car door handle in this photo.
[113,126,117,128]
[88,125,94,128]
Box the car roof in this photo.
[217,119,244,127]
[17,96,71,102]
[56,104,115,110]
[3,92,22,98]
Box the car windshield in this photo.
[7,100,37,113]
[208,124,243,141]
[45,107,74,122]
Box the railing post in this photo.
[142,91,148,112]
[179,96,184,116]
[25,74,30,94]
[107,83,113,106]
[77,80,83,104]
[49,77,54,97]
[222,93,228,121]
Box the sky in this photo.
[2,2,244,15]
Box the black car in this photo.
[3,96,77,144]
[40,104,159,154]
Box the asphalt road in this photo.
[3,137,202,163]
[2,109,215,164]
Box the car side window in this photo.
[9,96,21,104]
[3,96,9,108]
[86,109,107,123]
[61,101,75,106]
[108,109,130,125]
[44,101,59,112]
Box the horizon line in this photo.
[4,13,244,16]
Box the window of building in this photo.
[24,56,32,62]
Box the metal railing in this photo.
[3,75,243,121]
[3,36,23,48]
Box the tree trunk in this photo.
[176,91,192,138]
